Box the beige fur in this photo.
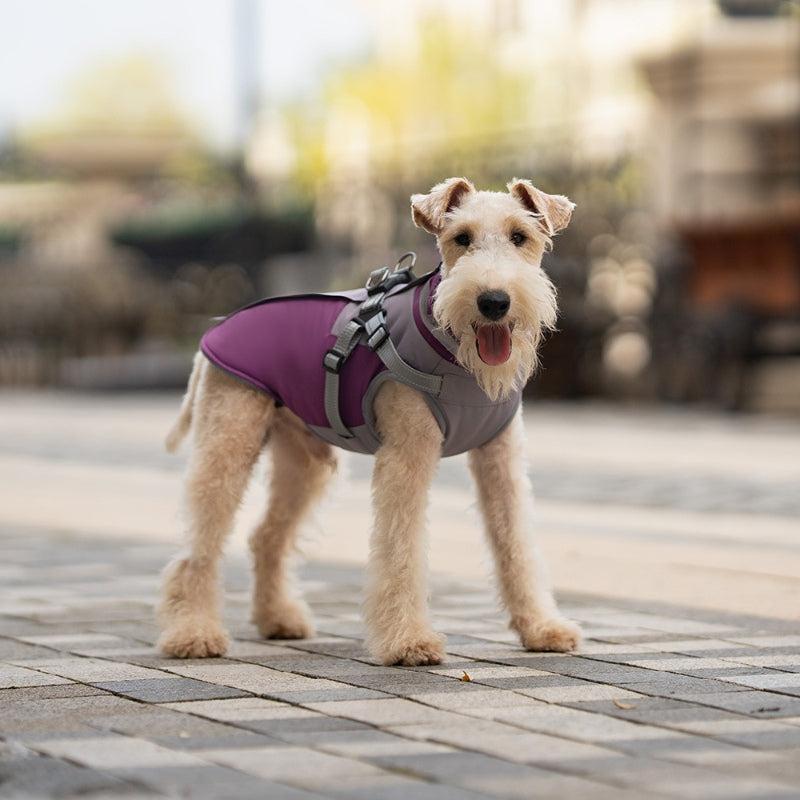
[158,178,581,666]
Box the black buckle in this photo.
[323,348,345,374]
[365,261,415,296]
[382,268,413,292]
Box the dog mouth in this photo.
[473,323,514,365]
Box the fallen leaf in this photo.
[461,671,472,682]
[613,699,636,710]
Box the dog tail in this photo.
[165,351,203,453]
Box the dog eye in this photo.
[454,232,471,248]
[510,231,527,247]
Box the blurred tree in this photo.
[282,12,535,194]
[25,53,196,139]
[17,52,235,188]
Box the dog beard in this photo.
[432,269,557,401]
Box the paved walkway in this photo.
[1,392,799,799]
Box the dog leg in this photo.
[158,366,274,658]
[364,382,446,666]
[250,413,336,640]
[468,409,581,652]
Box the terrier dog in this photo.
[158,178,581,666]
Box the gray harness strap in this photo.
[322,254,443,440]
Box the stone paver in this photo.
[1,392,799,798]
[2,526,800,799]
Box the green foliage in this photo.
[285,13,535,191]
[24,53,195,139]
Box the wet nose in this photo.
[477,290,511,321]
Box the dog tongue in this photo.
[476,324,512,365]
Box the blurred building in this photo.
[641,5,800,410]
[643,12,800,227]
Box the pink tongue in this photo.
[476,325,512,365]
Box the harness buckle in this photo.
[385,269,413,292]
[366,266,390,294]
[357,294,384,320]
[366,322,389,351]
[323,348,345,374]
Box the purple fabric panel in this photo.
[412,276,458,364]
[337,347,386,427]
[201,295,384,428]
[426,270,442,315]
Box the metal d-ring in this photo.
[394,252,417,272]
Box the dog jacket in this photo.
[200,264,522,457]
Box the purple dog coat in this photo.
[201,266,522,457]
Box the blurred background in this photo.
[2,0,800,413]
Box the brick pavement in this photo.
[1,392,799,798]
[3,526,800,799]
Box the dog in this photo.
[158,177,581,666]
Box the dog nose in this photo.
[477,290,511,321]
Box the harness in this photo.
[321,252,441,440]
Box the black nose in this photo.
[477,290,511,321]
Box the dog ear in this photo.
[411,178,475,234]
[508,179,575,237]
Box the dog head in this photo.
[411,178,573,400]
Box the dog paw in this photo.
[520,617,581,653]
[381,635,446,666]
[158,623,230,658]
[253,602,314,640]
